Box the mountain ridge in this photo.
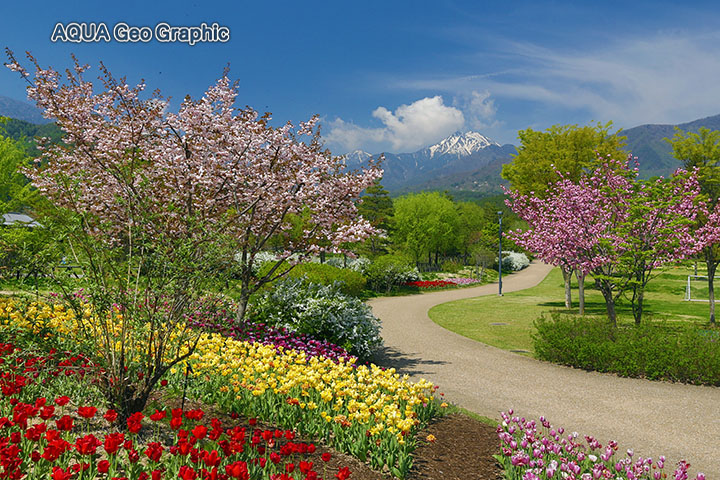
[347,113,720,195]
[0,95,49,125]
[622,113,720,178]
[344,130,512,193]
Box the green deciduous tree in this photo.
[0,121,57,289]
[455,201,487,264]
[502,121,627,197]
[0,119,36,214]
[392,192,459,264]
[668,127,720,324]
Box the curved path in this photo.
[368,261,719,477]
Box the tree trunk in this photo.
[561,266,573,309]
[595,278,617,328]
[707,253,717,325]
[632,286,644,325]
[605,296,617,329]
[576,270,585,315]
[320,251,326,264]
[235,284,251,323]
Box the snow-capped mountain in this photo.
[424,131,500,158]
[342,131,516,193]
[344,149,374,168]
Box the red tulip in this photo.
[103,432,125,455]
[178,465,197,480]
[126,412,144,434]
[335,466,351,480]
[51,467,72,480]
[97,460,110,474]
[78,406,97,419]
[75,434,101,455]
[150,409,166,422]
[55,415,73,431]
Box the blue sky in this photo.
[1,0,720,154]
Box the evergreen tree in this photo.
[357,178,394,254]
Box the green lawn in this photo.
[428,264,713,355]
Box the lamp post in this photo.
[498,211,503,296]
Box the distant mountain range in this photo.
[622,114,720,178]
[2,95,720,198]
[345,131,517,194]
[0,95,48,125]
[347,113,720,195]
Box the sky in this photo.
[1,0,720,154]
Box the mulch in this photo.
[288,411,505,480]
[406,414,504,480]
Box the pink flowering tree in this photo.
[507,156,704,326]
[616,172,704,323]
[5,51,381,419]
[696,206,720,323]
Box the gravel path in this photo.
[368,261,720,477]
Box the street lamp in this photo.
[498,211,503,296]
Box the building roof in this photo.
[2,212,41,228]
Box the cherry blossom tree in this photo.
[507,156,705,326]
[5,50,381,419]
[668,127,720,324]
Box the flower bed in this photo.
[182,334,442,478]
[404,280,456,289]
[443,278,481,286]
[189,317,353,365]
[0,297,444,478]
[0,393,349,479]
[0,327,356,479]
[405,278,481,289]
[496,409,705,480]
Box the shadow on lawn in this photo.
[371,345,449,376]
[537,300,612,316]
[536,299,692,320]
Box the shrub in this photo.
[256,260,367,297]
[533,313,720,385]
[365,254,420,293]
[288,262,366,296]
[323,255,371,275]
[501,251,530,271]
[249,278,382,360]
[346,256,372,275]
[441,259,463,273]
[248,250,278,274]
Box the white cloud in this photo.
[456,90,500,130]
[326,95,465,153]
[393,30,720,132]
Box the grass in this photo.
[428,263,713,354]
